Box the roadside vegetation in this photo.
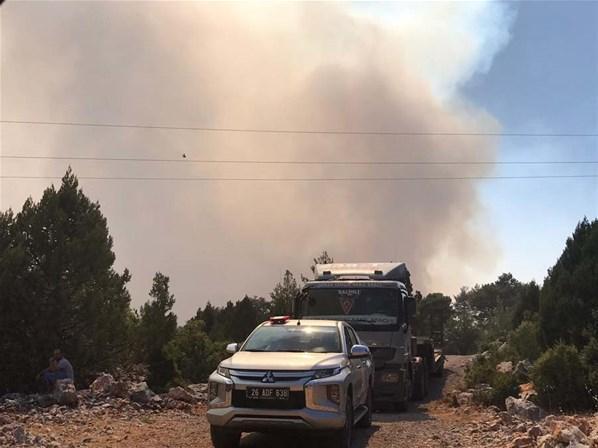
[2,170,597,414]
[460,218,598,412]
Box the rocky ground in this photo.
[1,356,596,447]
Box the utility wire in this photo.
[1,174,597,182]
[2,155,598,166]
[2,119,597,137]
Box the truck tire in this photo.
[394,400,408,412]
[210,426,240,448]
[330,394,353,448]
[412,363,427,401]
[356,386,372,428]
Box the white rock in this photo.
[90,374,115,395]
[505,397,542,421]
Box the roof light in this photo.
[269,315,290,324]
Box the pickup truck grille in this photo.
[231,390,306,410]
[230,369,314,382]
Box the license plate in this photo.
[246,387,290,401]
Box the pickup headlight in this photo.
[217,365,231,378]
[313,367,343,379]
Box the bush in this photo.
[465,349,519,408]
[164,319,227,384]
[465,352,496,388]
[489,372,520,407]
[582,338,598,407]
[532,343,589,411]
[509,320,542,362]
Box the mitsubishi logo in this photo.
[261,371,276,383]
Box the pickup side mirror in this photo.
[226,343,239,354]
[350,344,370,358]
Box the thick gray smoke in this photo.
[1,2,514,319]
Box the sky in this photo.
[1,1,597,321]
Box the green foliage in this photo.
[415,293,452,344]
[540,218,598,348]
[532,343,589,411]
[489,372,520,407]
[465,352,496,388]
[270,270,301,316]
[581,338,598,405]
[444,299,481,355]
[199,296,269,343]
[0,169,133,392]
[164,320,226,384]
[512,282,540,329]
[137,272,177,390]
[509,320,542,361]
[465,349,518,407]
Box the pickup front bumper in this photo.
[207,405,345,431]
[206,370,349,432]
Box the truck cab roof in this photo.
[309,262,412,293]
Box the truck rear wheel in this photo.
[393,400,408,412]
[210,426,240,448]
[412,363,427,401]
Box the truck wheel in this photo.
[356,386,372,428]
[412,364,426,401]
[330,394,353,448]
[393,400,408,412]
[210,426,240,448]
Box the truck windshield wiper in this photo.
[243,349,267,352]
[273,349,305,352]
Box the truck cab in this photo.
[295,262,428,410]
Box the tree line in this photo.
[2,170,597,407]
[0,171,333,392]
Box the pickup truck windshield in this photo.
[242,326,341,353]
[303,288,401,331]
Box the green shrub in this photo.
[532,343,589,411]
[489,372,520,407]
[582,338,598,407]
[465,352,497,388]
[509,320,542,361]
[465,349,519,408]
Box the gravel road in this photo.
[12,356,522,448]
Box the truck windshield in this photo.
[302,288,401,331]
[242,325,341,353]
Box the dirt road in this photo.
[9,356,521,448]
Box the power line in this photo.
[2,154,598,166]
[1,174,597,182]
[2,119,597,137]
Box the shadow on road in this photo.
[240,426,379,448]
[239,371,450,447]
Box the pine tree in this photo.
[138,272,177,389]
[540,218,598,347]
[270,270,300,316]
[0,169,132,391]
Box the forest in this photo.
[1,170,597,410]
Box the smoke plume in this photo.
[1,2,515,319]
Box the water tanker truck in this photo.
[294,262,444,410]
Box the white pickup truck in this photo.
[206,317,374,448]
